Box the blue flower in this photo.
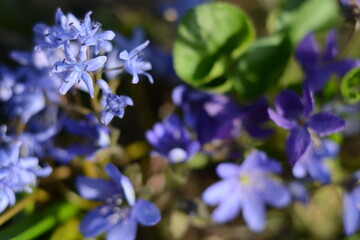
[119,40,154,84]
[50,43,107,97]
[0,142,52,213]
[295,30,360,92]
[97,79,133,125]
[202,150,290,232]
[70,11,115,54]
[34,8,78,50]
[76,163,161,240]
[292,139,339,184]
[146,114,200,163]
[268,88,345,164]
[0,65,17,101]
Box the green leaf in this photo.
[0,201,80,240]
[173,2,255,92]
[268,0,339,43]
[50,218,82,240]
[231,33,292,100]
[341,67,360,103]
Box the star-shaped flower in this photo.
[76,163,161,240]
[97,79,133,125]
[50,43,107,97]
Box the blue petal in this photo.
[101,111,115,125]
[59,71,79,95]
[80,206,115,238]
[308,112,345,136]
[106,218,137,240]
[104,164,136,206]
[261,179,290,208]
[202,179,235,206]
[274,90,304,120]
[242,193,266,232]
[286,127,311,165]
[268,108,297,130]
[81,72,94,98]
[86,56,107,72]
[97,79,112,94]
[216,163,239,179]
[212,190,242,223]
[343,192,360,236]
[76,176,119,201]
[132,199,161,226]
[295,33,320,71]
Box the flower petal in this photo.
[85,56,107,72]
[286,127,311,165]
[242,193,266,232]
[101,111,115,125]
[268,108,297,130]
[274,90,304,120]
[76,176,119,201]
[104,163,136,206]
[202,179,235,206]
[132,199,161,226]
[81,72,94,98]
[97,79,112,94]
[216,163,239,179]
[59,71,79,95]
[295,33,319,71]
[211,190,242,223]
[308,112,345,136]
[80,206,115,238]
[343,192,360,236]
[302,87,314,118]
[106,218,137,240]
[261,179,290,208]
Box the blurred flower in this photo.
[157,0,208,22]
[120,40,153,84]
[70,11,115,54]
[202,150,290,232]
[50,43,107,97]
[0,142,52,213]
[287,181,309,204]
[33,8,78,50]
[146,114,200,163]
[0,65,17,101]
[172,85,271,145]
[295,30,360,91]
[342,171,360,235]
[268,88,345,164]
[97,79,133,125]
[47,113,110,164]
[339,0,360,23]
[292,139,339,184]
[77,163,161,240]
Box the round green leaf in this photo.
[341,67,360,103]
[173,2,255,91]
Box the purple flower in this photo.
[292,139,339,184]
[0,65,17,101]
[70,11,115,54]
[0,142,52,213]
[76,163,161,240]
[47,113,110,164]
[202,150,290,232]
[146,114,200,163]
[97,79,133,125]
[50,43,107,97]
[119,40,154,84]
[295,30,360,91]
[342,171,360,235]
[268,88,345,164]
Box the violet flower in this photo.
[202,150,290,232]
[97,79,133,125]
[268,88,345,164]
[295,30,359,91]
[50,43,107,97]
[146,114,200,163]
[292,139,339,184]
[119,40,154,84]
[76,163,161,240]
